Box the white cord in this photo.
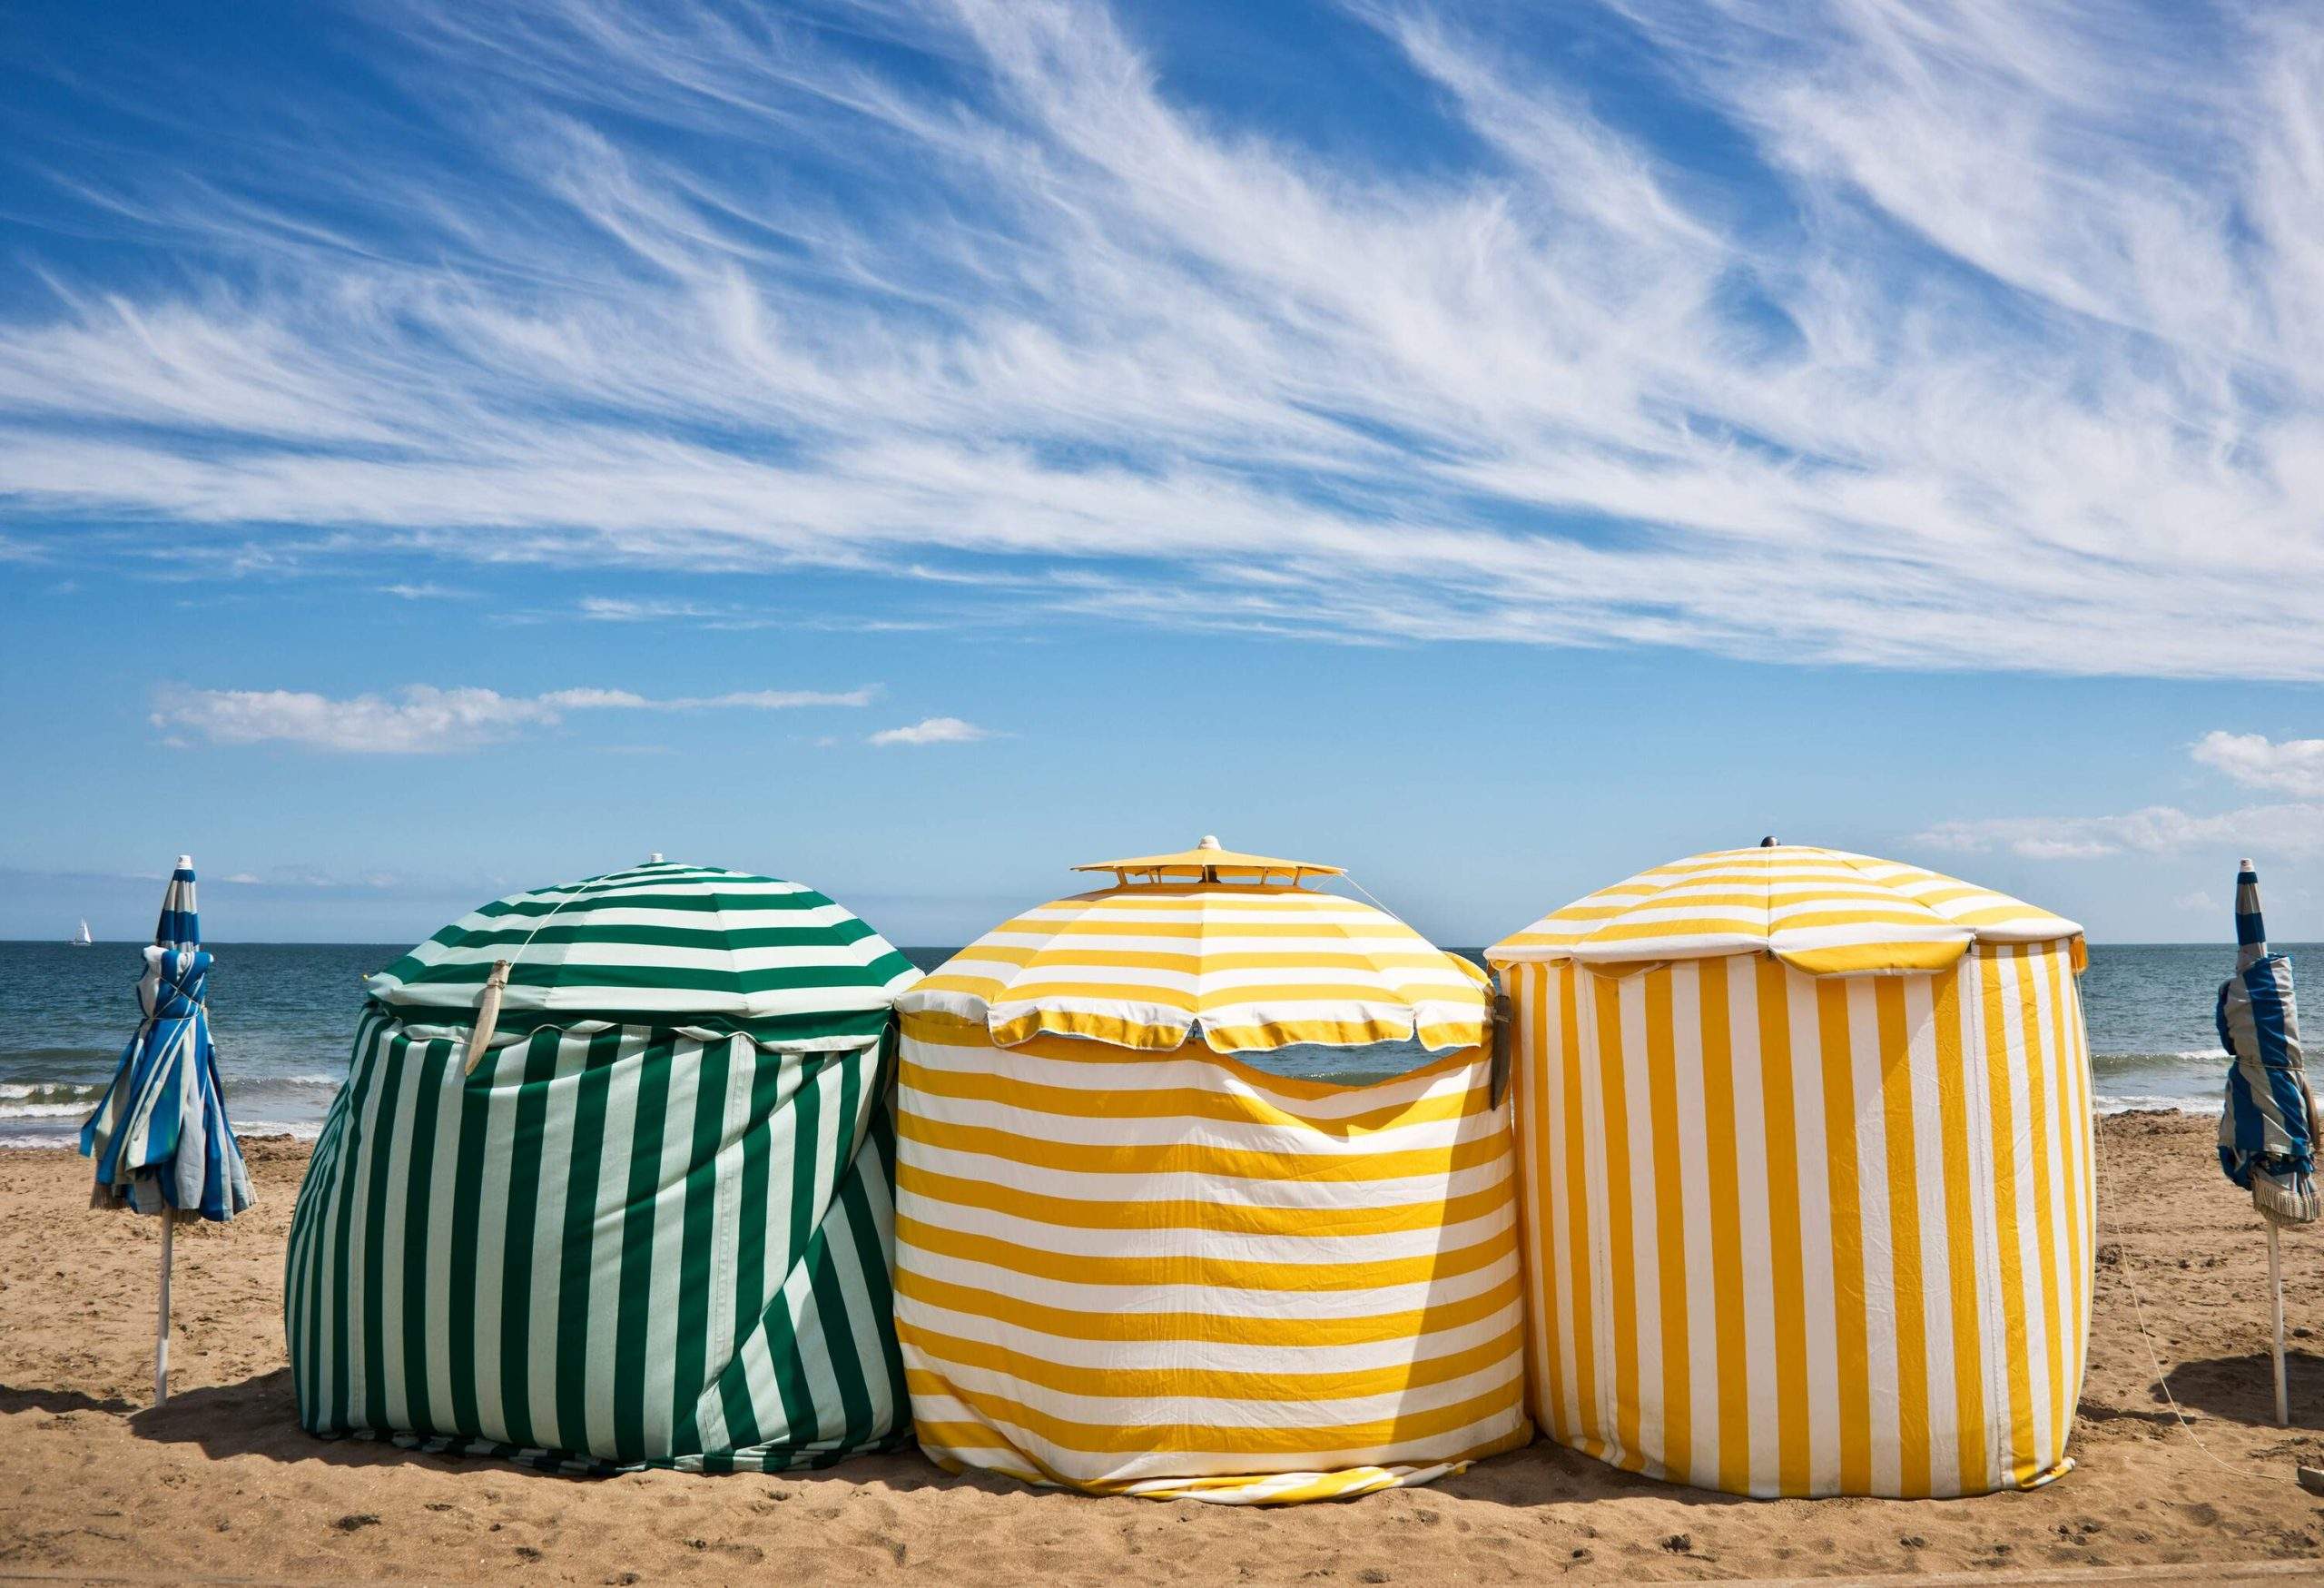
[2089,1116,2242,1475]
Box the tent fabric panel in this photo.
[284,1013,909,1473]
[1486,847,2083,973]
[367,862,921,1028]
[901,884,1489,1055]
[891,1015,1531,1502]
[1500,940,2093,1498]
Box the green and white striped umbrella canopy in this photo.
[367,860,921,1047]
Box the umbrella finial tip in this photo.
[648,852,665,864]
[1760,835,1777,848]
[2241,857,2256,871]
[1197,834,1221,851]
[177,854,192,869]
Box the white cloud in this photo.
[381,582,468,600]
[576,597,722,622]
[1915,803,2324,860]
[2191,731,2324,796]
[153,681,875,753]
[1918,727,2324,858]
[2174,890,2221,913]
[3,2,2323,674]
[868,715,990,747]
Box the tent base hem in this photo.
[916,1421,1535,1505]
[297,1423,915,1478]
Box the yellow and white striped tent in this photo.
[1487,845,2093,1498]
[892,838,1532,1504]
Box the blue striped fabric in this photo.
[2218,862,2319,1223]
[79,861,255,1222]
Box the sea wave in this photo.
[0,1080,107,1100]
[2094,1093,2224,1116]
[0,1119,324,1148]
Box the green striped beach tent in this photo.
[284,859,922,1474]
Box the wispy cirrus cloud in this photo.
[3,1,2322,674]
[867,715,990,747]
[153,681,877,753]
[380,582,470,601]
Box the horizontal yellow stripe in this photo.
[898,1059,1483,1134]
[902,1014,1493,1098]
[980,915,1423,938]
[905,1373,1526,1457]
[1574,911,1955,943]
[979,977,1472,1008]
[986,1011,1194,1050]
[896,1161,1514,1238]
[896,1112,1509,1182]
[896,1266,1523,1347]
[938,947,1468,972]
[897,1317,1526,1403]
[981,1010,1482,1054]
[896,1212,1514,1292]
[1777,940,1967,975]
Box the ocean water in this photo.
[0,941,2285,1146]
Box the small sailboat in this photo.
[69,919,94,947]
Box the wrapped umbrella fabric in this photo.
[81,858,253,1220]
[79,857,254,1405]
[2217,860,2320,1226]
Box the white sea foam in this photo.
[2094,1093,2224,1117]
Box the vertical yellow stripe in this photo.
[1978,947,2036,1484]
[1698,956,1751,1494]
[1559,961,1600,1457]
[1875,976,1932,1497]
[1815,980,1871,1494]
[2043,945,2089,1398]
[1594,973,1642,1471]
[1756,959,1811,1496]
[1644,969,1691,1484]
[2013,945,2066,1460]
[1932,966,1988,1494]
[1527,964,1567,1440]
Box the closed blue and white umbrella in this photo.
[79,856,254,1404]
[2219,860,2319,1220]
[2216,858,2319,1425]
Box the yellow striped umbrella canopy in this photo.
[1489,844,2083,976]
[904,843,1488,1054]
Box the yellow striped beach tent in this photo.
[892,837,1532,1504]
[284,860,922,1474]
[1486,844,2094,1499]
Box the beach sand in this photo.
[5,1113,2324,1585]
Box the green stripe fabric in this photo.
[286,1011,910,1474]
[366,861,919,1040]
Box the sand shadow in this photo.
[0,1384,138,1417]
[2153,1349,2324,1427]
[109,1368,995,1494]
[1423,1437,1795,1514]
[120,1368,482,1472]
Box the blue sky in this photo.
[3,0,2320,946]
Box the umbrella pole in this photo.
[154,1215,173,1406]
[2270,1218,2288,1427]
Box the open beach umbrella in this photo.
[2218,859,2319,1425]
[79,856,254,1405]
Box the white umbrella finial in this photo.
[1197,834,1221,851]
[177,854,192,869]
[648,852,665,864]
